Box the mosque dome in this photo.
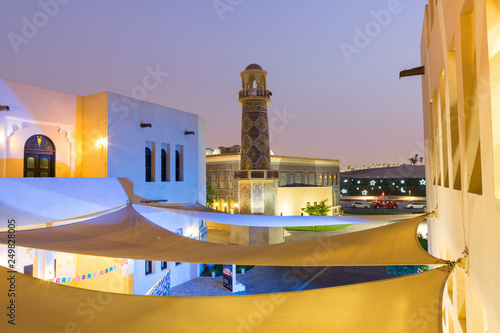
[245,63,262,70]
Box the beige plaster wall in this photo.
[421,0,500,330]
[276,186,334,216]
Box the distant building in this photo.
[340,165,426,201]
[207,148,341,216]
[0,77,206,293]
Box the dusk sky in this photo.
[0,0,427,168]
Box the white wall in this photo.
[0,77,78,177]
[106,92,205,204]
[133,204,203,291]
[276,186,334,216]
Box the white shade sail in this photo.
[0,205,445,266]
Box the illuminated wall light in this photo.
[96,138,107,147]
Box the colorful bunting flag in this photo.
[49,263,122,284]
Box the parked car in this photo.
[371,200,398,209]
[351,201,370,209]
[406,202,426,209]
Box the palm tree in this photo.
[409,153,419,165]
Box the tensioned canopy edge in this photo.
[146,202,416,226]
[0,264,453,332]
[0,205,445,266]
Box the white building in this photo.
[0,77,206,294]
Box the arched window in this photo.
[175,145,183,181]
[145,147,152,182]
[24,135,55,177]
[161,149,168,182]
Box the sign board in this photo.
[222,264,234,292]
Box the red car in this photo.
[371,200,398,209]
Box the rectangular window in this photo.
[309,173,316,185]
[145,141,155,182]
[161,262,168,270]
[161,143,170,182]
[219,171,226,189]
[145,261,153,275]
[175,144,184,181]
[23,264,34,277]
[210,172,217,189]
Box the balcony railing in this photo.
[238,88,271,100]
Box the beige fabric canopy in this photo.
[0,205,445,266]
[0,265,452,332]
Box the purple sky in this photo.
[0,0,427,167]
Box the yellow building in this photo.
[0,77,206,294]
[420,0,500,331]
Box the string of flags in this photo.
[49,262,127,284]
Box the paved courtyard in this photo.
[170,214,426,296]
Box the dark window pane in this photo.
[145,148,152,182]
[40,158,49,169]
[175,150,180,181]
[145,260,153,275]
[27,157,35,168]
[161,149,167,182]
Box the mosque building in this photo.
[206,64,341,244]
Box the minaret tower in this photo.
[232,64,282,245]
[238,63,271,170]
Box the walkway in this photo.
[170,214,423,296]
